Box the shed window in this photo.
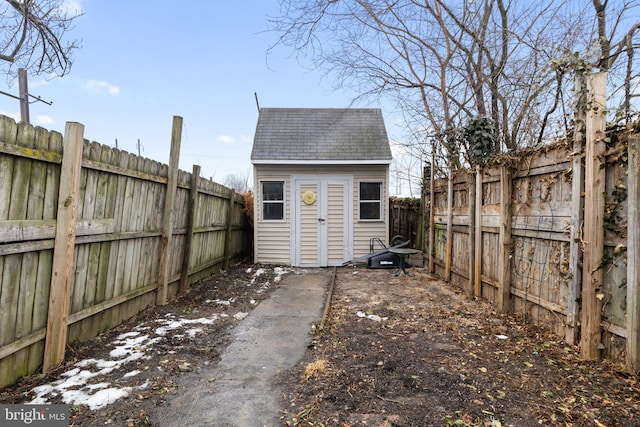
[359,181,382,220]
[261,181,284,220]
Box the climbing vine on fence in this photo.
[389,196,420,208]
[465,117,497,166]
[601,122,632,241]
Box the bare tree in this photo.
[591,0,640,121]
[269,0,638,167]
[0,0,82,80]
[390,141,422,196]
[223,171,252,193]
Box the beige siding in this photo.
[253,167,291,264]
[353,168,389,259]
[253,164,389,266]
[255,223,291,264]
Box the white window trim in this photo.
[260,180,286,222]
[358,180,384,222]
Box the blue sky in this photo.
[0,1,403,188]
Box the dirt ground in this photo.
[279,266,640,427]
[1,262,639,426]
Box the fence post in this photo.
[497,165,512,313]
[157,116,182,306]
[428,150,435,273]
[567,73,586,346]
[580,72,606,360]
[389,201,396,241]
[444,169,453,281]
[223,189,236,270]
[43,122,84,372]
[468,170,476,295]
[179,164,200,293]
[474,166,483,297]
[416,165,428,251]
[627,135,640,373]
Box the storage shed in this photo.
[251,108,393,267]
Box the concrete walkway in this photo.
[153,269,332,427]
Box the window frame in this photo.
[358,180,384,221]
[260,180,286,222]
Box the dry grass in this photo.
[303,359,329,381]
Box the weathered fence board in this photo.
[581,73,607,359]
[427,131,634,362]
[0,115,251,389]
[627,136,640,373]
[43,122,85,371]
[389,199,420,246]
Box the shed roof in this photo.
[251,108,392,165]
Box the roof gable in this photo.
[251,108,392,164]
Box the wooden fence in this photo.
[388,198,421,248]
[423,73,640,369]
[427,135,636,363]
[0,115,251,389]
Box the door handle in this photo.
[318,218,325,222]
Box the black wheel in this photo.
[390,235,405,247]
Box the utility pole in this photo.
[0,69,51,119]
[18,68,29,123]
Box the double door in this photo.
[292,176,352,267]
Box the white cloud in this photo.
[85,80,120,96]
[0,110,20,121]
[218,135,235,144]
[390,138,409,157]
[61,0,84,15]
[35,115,55,125]
[0,111,54,127]
[29,78,50,89]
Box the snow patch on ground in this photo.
[356,311,388,322]
[249,266,291,287]
[26,266,289,411]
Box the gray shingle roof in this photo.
[251,108,392,163]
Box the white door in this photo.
[292,176,352,267]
